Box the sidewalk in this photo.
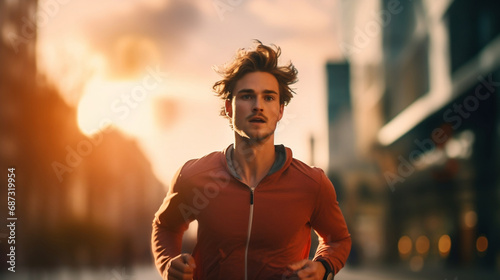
[0,266,162,280]
[337,265,500,280]
[2,264,498,279]
[337,266,428,280]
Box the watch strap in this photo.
[316,259,333,280]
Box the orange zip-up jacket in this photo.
[152,145,351,279]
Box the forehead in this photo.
[234,72,279,93]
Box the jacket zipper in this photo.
[244,188,255,280]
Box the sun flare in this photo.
[77,78,156,138]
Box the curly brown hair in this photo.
[213,41,298,118]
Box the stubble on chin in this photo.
[238,128,275,146]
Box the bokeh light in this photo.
[398,235,412,258]
[415,235,430,255]
[464,210,477,228]
[476,236,488,253]
[409,255,424,272]
[438,235,452,257]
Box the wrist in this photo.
[316,259,333,280]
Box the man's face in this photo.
[225,71,284,143]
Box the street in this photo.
[2,264,498,280]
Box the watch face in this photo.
[327,273,333,280]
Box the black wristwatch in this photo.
[316,259,333,280]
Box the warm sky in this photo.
[37,0,347,186]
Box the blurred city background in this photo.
[0,0,499,279]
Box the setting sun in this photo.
[77,77,158,138]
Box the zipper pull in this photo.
[250,189,254,205]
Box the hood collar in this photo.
[224,144,290,180]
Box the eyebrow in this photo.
[236,89,278,95]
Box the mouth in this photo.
[248,116,267,123]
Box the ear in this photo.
[277,104,284,122]
[225,99,233,118]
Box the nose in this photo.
[252,96,264,112]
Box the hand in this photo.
[287,259,326,280]
[166,253,196,280]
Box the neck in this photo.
[232,135,276,189]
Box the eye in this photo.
[241,94,252,100]
[264,95,275,101]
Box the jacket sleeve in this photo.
[151,165,194,278]
[310,170,351,275]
